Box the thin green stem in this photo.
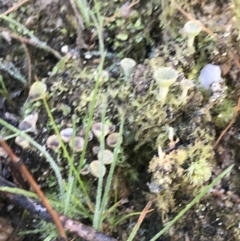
[69,193,93,219]
[149,164,234,241]
[0,61,27,84]
[99,113,124,224]
[0,186,38,198]
[113,212,144,228]
[0,118,64,197]
[0,15,36,39]
[74,0,91,27]
[77,52,106,172]
[42,98,92,209]
[93,97,107,229]
[64,176,74,215]
[42,98,74,175]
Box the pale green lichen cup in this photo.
[153,67,178,104]
[120,57,136,79]
[179,79,194,104]
[183,20,202,49]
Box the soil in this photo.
[1,0,240,241]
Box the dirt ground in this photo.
[1,0,240,241]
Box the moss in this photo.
[147,105,215,220]
[211,99,235,128]
[184,159,212,187]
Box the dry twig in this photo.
[127,200,153,239]
[69,0,87,49]
[214,97,240,148]
[0,0,30,17]
[0,139,67,240]
[0,177,117,241]
[21,41,32,85]
[0,27,62,60]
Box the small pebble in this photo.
[199,64,221,89]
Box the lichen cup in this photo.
[179,79,194,104]
[28,81,47,101]
[120,57,136,79]
[183,20,202,49]
[153,67,178,104]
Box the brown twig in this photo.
[0,0,30,17]
[0,139,67,240]
[172,1,215,36]
[0,177,117,241]
[214,97,240,148]
[0,27,62,60]
[21,41,32,85]
[59,216,117,241]
[135,200,153,226]
[129,200,153,238]
[69,0,87,49]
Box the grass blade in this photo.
[150,164,234,241]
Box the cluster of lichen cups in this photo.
[45,122,120,179]
[14,81,121,178]
[119,57,194,105]
[152,66,194,105]
[149,21,202,105]
[88,122,120,178]
[15,81,47,148]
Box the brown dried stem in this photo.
[69,0,87,49]
[214,97,240,148]
[21,41,32,85]
[0,139,67,240]
[0,177,117,241]
[0,27,62,60]
[0,0,30,17]
[128,200,153,239]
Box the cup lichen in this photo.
[153,67,178,104]
[183,20,202,50]
[97,149,114,165]
[18,112,39,134]
[46,135,61,152]
[28,81,47,101]
[179,79,194,104]
[90,160,106,178]
[106,132,120,148]
[68,136,84,152]
[120,58,137,79]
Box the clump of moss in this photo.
[211,99,235,128]
[148,122,215,220]
[184,158,212,187]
